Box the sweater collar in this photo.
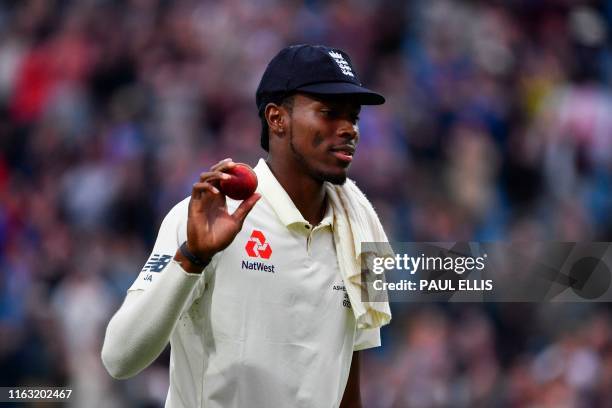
[254,158,333,229]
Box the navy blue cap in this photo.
[256,44,385,113]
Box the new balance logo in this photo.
[245,230,272,259]
[328,51,354,77]
[141,254,172,273]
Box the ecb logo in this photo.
[328,51,354,77]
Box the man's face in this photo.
[286,93,361,185]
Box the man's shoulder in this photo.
[164,194,274,226]
[161,196,191,225]
[226,195,270,213]
[175,195,191,212]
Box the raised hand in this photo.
[177,158,261,272]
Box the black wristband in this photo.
[179,241,210,268]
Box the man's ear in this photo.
[265,103,286,136]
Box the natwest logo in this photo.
[245,230,272,259]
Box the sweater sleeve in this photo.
[101,260,201,379]
[101,198,206,379]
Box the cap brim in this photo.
[296,82,385,105]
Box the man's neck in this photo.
[265,159,327,226]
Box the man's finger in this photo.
[191,181,220,200]
[211,157,232,169]
[231,193,261,225]
[199,171,231,183]
[211,158,236,173]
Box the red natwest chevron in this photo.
[245,230,272,259]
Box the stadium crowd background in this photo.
[1,0,611,406]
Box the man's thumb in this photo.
[231,193,261,225]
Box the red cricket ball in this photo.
[219,163,258,200]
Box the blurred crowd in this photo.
[1,0,611,407]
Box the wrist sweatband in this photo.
[179,241,210,268]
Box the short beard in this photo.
[288,127,347,185]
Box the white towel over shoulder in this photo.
[325,179,393,330]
